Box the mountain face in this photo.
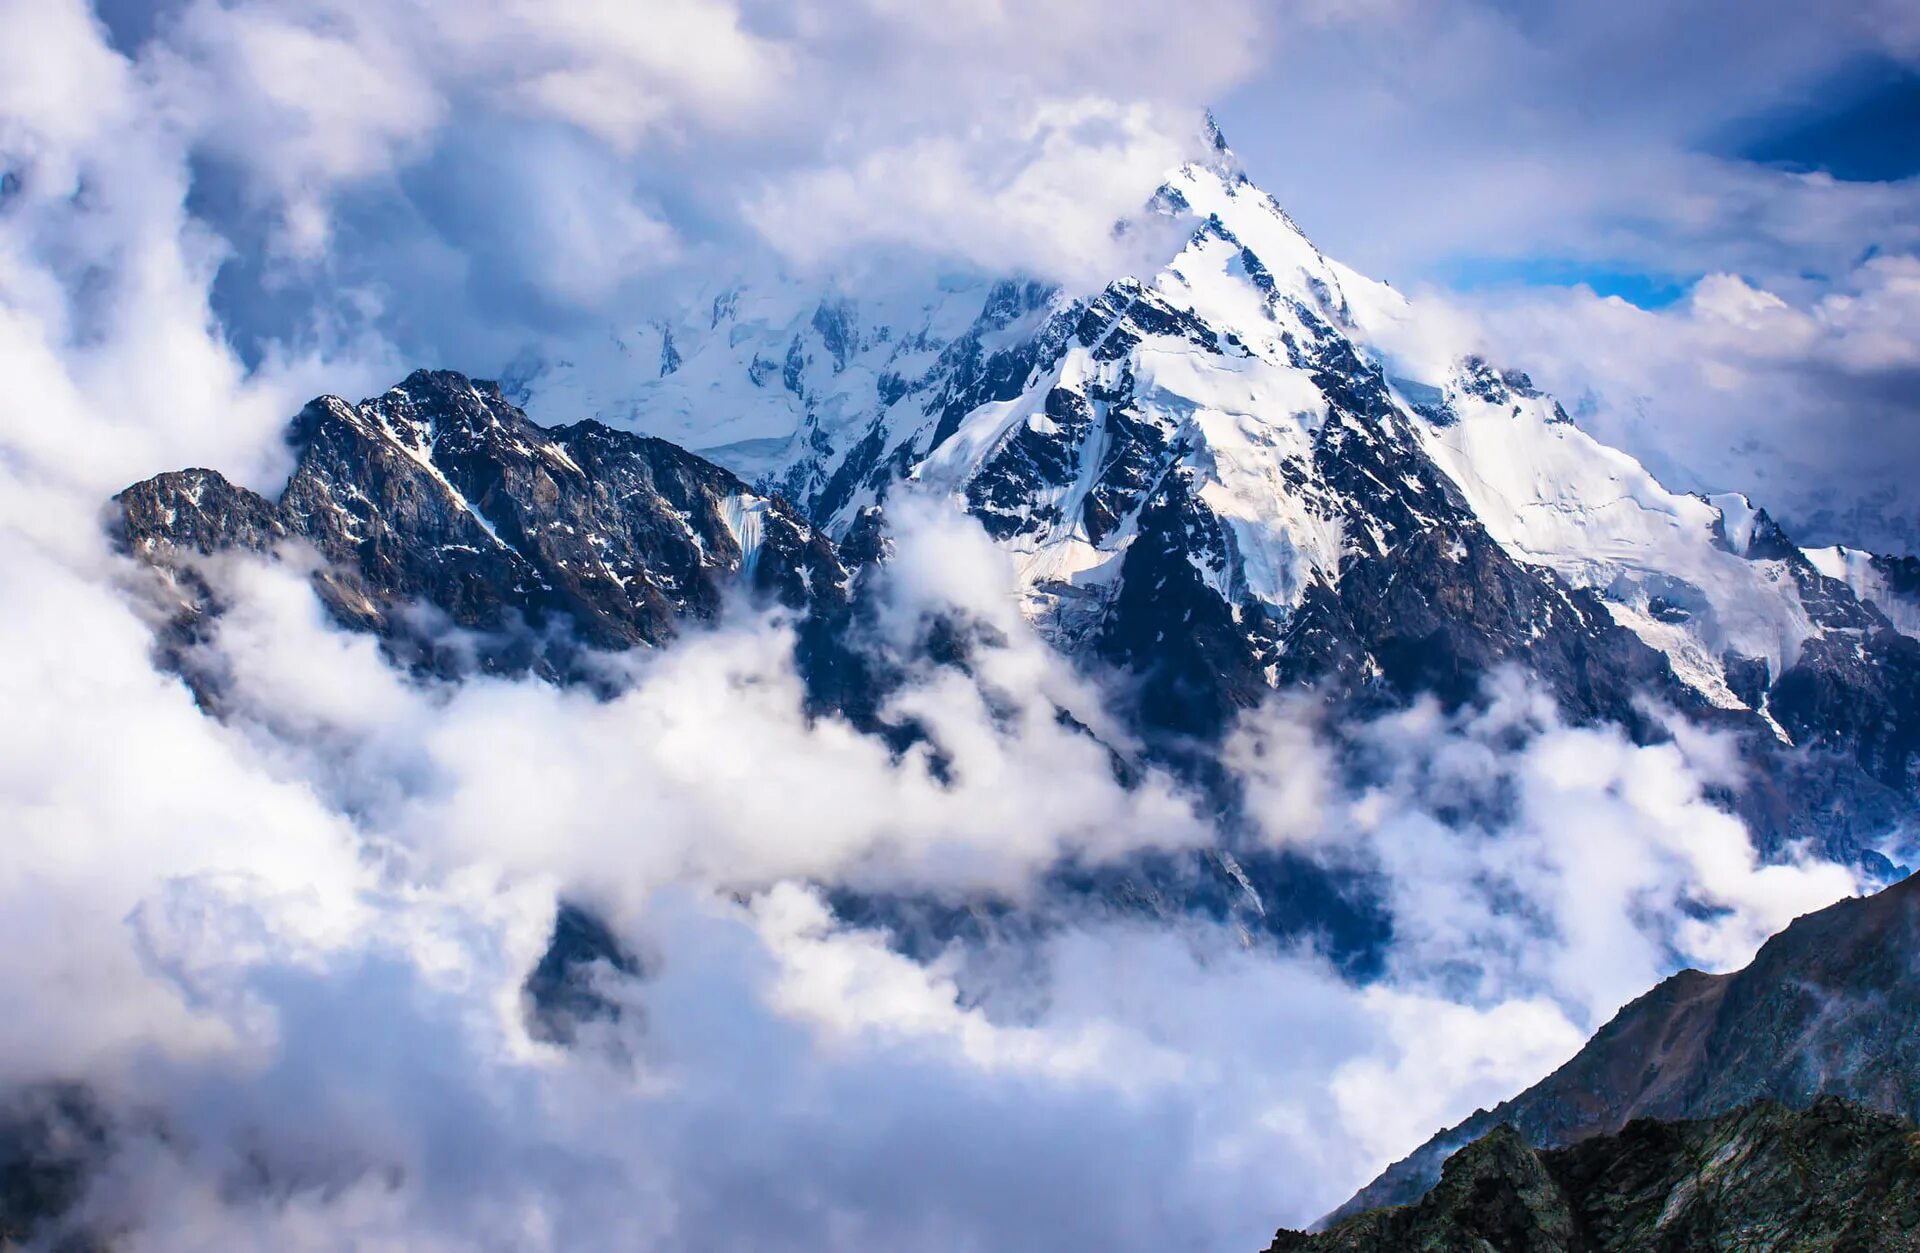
[507,123,1920,845]
[1335,871,1920,1219]
[1270,1098,1920,1253]
[116,369,852,693]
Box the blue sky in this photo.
[1214,7,1920,305]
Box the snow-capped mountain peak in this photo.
[497,125,1920,801]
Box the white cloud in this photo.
[1436,254,1920,549]
[745,98,1202,287]
[1231,672,1859,1024]
[0,3,1892,1249]
[105,0,1274,302]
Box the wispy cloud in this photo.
[0,2,1897,1248]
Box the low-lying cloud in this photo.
[0,2,1895,1249]
[0,502,1862,1248]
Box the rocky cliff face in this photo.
[1271,1098,1920,1253]
[115,369,851,692]
[1335,871,1920,1219]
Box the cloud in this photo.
[1218,0,1920,285]
[2,497,1855,1249]
[743,98,1203,287]
[76,0,1281,374]
[1229,673,1860,1024]
[0,503,1861,1250]
[29,873,1598,1251]
[0,2,1892,1249]
[172,514,1204,908]
[1429,254,1920,549]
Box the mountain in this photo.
[1333,870,1920,1219]
[108,120,1920,983]
[1269,1097,1920,1253]
[114,120,1920,914]
[500,119,1920,855]
[115,369,853,696]
[95,111,1920,1251]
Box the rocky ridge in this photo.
[1334,870,1920,1219]
[115,368,852,694]
[1272,1098,1920,1253]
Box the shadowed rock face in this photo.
[114,369,850,687]
[1334,871,1920,1220]
[522,902,646,1046]
[0,1084,109,1249]
[1273,1098,1920,1253]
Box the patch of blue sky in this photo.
[1428,256,1697,309]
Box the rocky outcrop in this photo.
[115,369,850,689]
[1334,871,1920,1219]
[1273,1098,1920,1253]
[522,902,645,1047]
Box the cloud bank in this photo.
[0,1,1898,1249]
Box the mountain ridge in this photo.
[1272,1096,1920,1252]
[112,127,1920,880]
[115,368,853,693]
[1330,870,1920,1221]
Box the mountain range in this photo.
[120,122,1920,871]
[102,118,1920,1249]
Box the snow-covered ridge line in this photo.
[517,120,1920,744]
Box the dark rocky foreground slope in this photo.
[1271,1098,1920,1253]
[1335,870,1920,1219]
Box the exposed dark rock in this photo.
[115,369,849,692]
[1771,626,1920,795]
[1334,871,1920,1219]
[1274,1098,1920,1253]
[523,902,645,1046]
